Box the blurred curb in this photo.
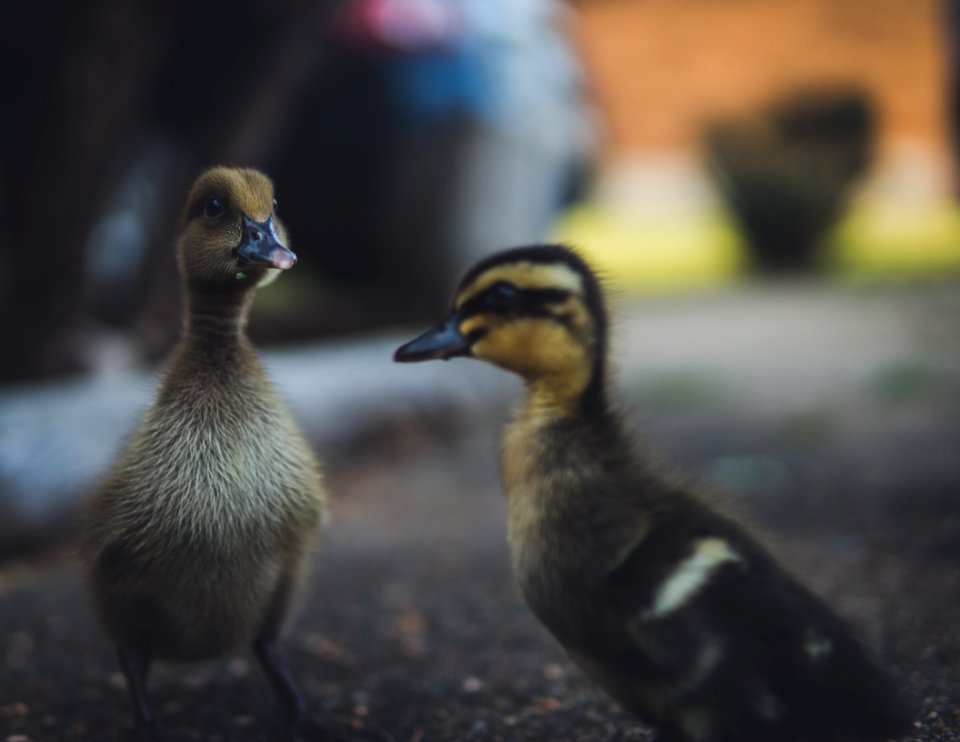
[0,333,515,558]
[3,282,959,558]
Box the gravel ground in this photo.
[2,282,959,741]
[2,425,958,742]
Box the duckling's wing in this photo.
[597,514,912,742]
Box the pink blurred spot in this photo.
[271,249,297,270]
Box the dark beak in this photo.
[234,215,297,270]
[394,312,471,362]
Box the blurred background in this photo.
[1,0,956,384]
[1,1,959,739]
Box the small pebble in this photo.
[182,673,208,690]
[469,720,488,735]
[536,696,562,711]
[542,663,565,680]
[462,676,483,693]
[1,702,29,717]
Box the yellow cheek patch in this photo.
[472,319,588,378]
[459,314,491,339]
[458,295,594,383]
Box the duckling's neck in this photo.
[182,284,256,347]
[520,358,609,421]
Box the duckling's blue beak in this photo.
[394,313,471,362]
[234,215,297,270]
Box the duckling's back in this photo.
[83,340,326,660]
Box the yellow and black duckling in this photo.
[394,244,911,742]
[83,167,328,740]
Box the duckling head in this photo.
[177,167,296,289]
[395,244,609,412]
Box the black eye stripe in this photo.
[526,288,573,305]
[459,287,573,321]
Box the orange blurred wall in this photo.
[576,0,950,163]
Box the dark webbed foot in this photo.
[254,636,393,742]
[117,642,157,740]
[254,636,311,718]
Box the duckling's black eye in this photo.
[486,281,521,309]
[204,197,224,219]
[272,197,278,212]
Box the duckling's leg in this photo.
[117,642,157,740]
[253,635,335,741]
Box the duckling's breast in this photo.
[85,366,326,658]
[501,411,661,645]
[501,415,606,630]
[118,385,325,545]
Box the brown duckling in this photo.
[394,244,911,742]
[83,167,329,739]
